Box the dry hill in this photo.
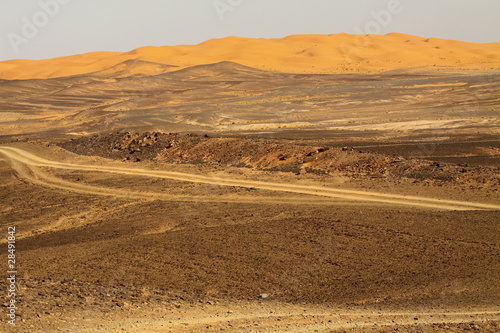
[1,33,499,80]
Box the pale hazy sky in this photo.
[1,0,499,61]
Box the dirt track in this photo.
[1,144,499,332]
[56,303,500,333]
[1,146,499,211]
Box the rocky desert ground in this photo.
[0,34,499,332]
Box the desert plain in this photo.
[0,33,499,332]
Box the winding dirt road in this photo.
[132,309,500,333]
[1,146,500,210]
[55,302,500,333]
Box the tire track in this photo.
[57,304,500,333]
[0,148,347,206]
[147,310,500,333]
[1,146,499,210]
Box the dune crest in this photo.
[1,33,499,80]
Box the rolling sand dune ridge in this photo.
[1,33,499,80]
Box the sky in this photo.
[1,0,499,61]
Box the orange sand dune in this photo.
[1,33,499,80]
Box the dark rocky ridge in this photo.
[59,132,500,188]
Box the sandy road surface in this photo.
[55,303,500,333]
[1,146,500,210]
[129,310,500,333]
